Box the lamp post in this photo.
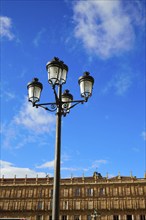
[27,57,94,220]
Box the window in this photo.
[64,188,68,197]
[74,188,80,196]
[63,201,68,210]
[17,189,22,198]
[127,215,132,220]
[27,201,32,210]
[86,188,93,196]
[75,201,80,210]
[38,189,42,198]
[99,188,105,195]
[88,201,93,209]
[126,187,131,195]
[45,188,49,197]
[131,186,135,195]
[28,189,33,197]
[140,215,146,220]
[50,189,53,197]
[3,201,9,210]
[21,189,26,197]
[62,216,67,220]
[127,199,132,208]
[113,199,119,209]
[49,200,53,210]
[101,200,106,209]
[36,215,43,220]
[38,201,43,210]
[113,215,119,220]
[74,216,80,220]
[0,201,2,209]
[139,187,143,195]
[113,187,118,196]
[5,190,10,197]
[87,215,92,220]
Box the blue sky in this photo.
[0,0,146,179]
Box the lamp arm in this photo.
[34,102,57,112]
[69,99,87,104]
[67,100,85,110]
[31,97,88,114]
[62,99,87,114]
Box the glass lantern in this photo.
[78,72,94,99]
[62,90,73,110]
[46,57,68,86]
[27,78,43,104]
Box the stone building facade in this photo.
[0,172,146,220]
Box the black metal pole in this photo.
[52,84,62,220]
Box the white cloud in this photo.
[141,131,146,141]
[0,160,46,178]
[73,0,144,58]
[14,98,55,134]
[1,122,17,148]
[33,28,46,47]
[1,98,56,149]
[36,160,54,169]
[4,91,15,100]
[114,74,132,95]
[91,159,108,168]
[35,158,109,177]
[0,16,15,40]
[0,82,16,101]
[102,73,132,96]
[60,159,108,176]
[0,160,13,168]
[61,167,80,172]
[61,152,71,161]
[36,160,81,175]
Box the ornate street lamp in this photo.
[27,57,94,220]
